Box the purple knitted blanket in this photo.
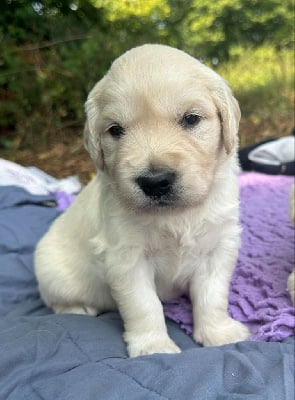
[55,172,295,342]
[163,173,295,342]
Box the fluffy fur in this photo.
[35,44,250,357]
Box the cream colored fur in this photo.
[34,44,250,357]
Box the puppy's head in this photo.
[84,44,240,212]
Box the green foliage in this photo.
[177,0,294,61]
[0,0,293,149]
[219,46,294,116]
[0,0,107,145]
[217,46,294,145]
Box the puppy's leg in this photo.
[190,241,250,346]
[106,257,180,357]
[35,233,116,317]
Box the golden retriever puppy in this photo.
[35,44,250,357]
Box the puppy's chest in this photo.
[145,223,218,297]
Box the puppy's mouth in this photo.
[141,194,180,210]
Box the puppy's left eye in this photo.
[181,113,201,128]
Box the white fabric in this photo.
[248,136,295,166]
[0,159,81,195]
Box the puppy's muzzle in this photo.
[136,169,176,199]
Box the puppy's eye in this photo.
[181,113,201,128]
[108,124,125,139]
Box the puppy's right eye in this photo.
[108,124,125,139]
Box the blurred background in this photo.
[0,0,294,182]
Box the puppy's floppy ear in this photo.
[211,80,241,155]
[83,77,106,170]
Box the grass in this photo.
[217,46,294,146]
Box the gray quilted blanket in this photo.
[0,185,294,400]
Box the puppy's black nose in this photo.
[136,169,176,198]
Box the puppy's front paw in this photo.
[125,332,181,357]
[194,316,250,347]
